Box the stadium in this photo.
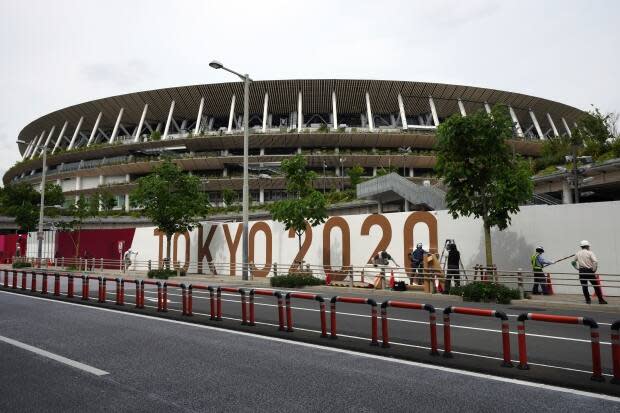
[5,79,585,210]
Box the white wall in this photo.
[126,201,620,296]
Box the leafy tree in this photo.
[131,160,209,266]
[56,197,96,259]
[222,188,238,207]
[0,182,64,233]
[376,165,397,176]
[573,106,618,158]
[98,190,117,214]
[347,165,365,187]
[434,106,533,266]
[269,155,327,251]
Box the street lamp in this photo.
[210,60,252,280]
[398,146,411,177]
[17,139,47,265]
[339,157,346,191]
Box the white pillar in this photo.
[561,117,572,137]
[134,104,148,142]
[163,100,175,140]
[68,117,83,150]
[365,91,374,131]
[297,91,303,132]
[562,182,572,204]
[259,148,265,156]
[332,91,338,129]
[87,112,103,147]
[262,93,269,133]
[29,131,46,160]
[22,139,35,160]
[227,95,236,133]
[429,97,439,126]
[75,176,81,203]
[41,126,56,152]
[194,97,204,135]
[124,194,130,212]
[529,110,544,140]
[508,106,524,138]
[373,167,377,176]
[397,93,408,130]
[109,108,124,143]
[259,188,264,204]
[409,168,414,177]
[546,113,559,137]
[458,99,467,116]
[51,121,68,154]
[484,102,492,114]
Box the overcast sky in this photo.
[1,0,618,180]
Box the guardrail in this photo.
[517,313,603,381]
[0,268,619,387]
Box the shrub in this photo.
[270,272,325,288]
[150,130,162,141]
[458,281,520,304]
[147,268,186,279]
[12,261,31,269]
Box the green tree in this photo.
[0,182,64,233]
[434,106,533,266]
[222,188,238,207]
[269,155,327,251]
[98,190,117,214]
[56,197,97,259]
[347,165,365,187]
[131,160,209,266]
[573,106,618,158]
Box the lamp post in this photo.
[17,139,47,264]
[323,161,327,193]
[398,146,411,177]
[339,157,346,191]
[210,60,252,280]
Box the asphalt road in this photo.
[1,291,619,412]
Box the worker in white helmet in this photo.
[571,240,607,304]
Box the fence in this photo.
[0,268,619,385]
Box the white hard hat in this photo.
[580,240,590,247]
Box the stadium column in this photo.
[29,131,46,160]
[508,106,524,138]
[228,95,236,133]
[297,91,303,133]
[68,117,84,150]
[561,117,572,137]
[546,113,560,137]
[484,102,492,114]
[124,174,130,212]
[562,181,573,204]
[134,104,148,142]
[529,110,545,140]
[262,93,269,133]
[259,188,264,204]
[163,101,175,140]
[51,121,68,154]
[458,99,467,116]
[110,108,124,143]
[87,112,103,147]
[75,176,81,203]
[332,91,338,129]
[397,93,408,130]
[22,139,35,160]
[365,92,374,132]
[429,96,439,126]
[195,97,205,135]
[41,126,56,152]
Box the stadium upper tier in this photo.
[5,80,584,205]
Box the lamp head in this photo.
[209,60,224,69]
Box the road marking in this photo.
[1,290,616,403]
[0,334,109,376]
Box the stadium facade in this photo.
[5,80,583,210]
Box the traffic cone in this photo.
[389,270,395,289]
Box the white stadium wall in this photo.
[126,201,620,296]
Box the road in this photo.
[1,291,619,412]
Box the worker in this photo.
[572,240,607,304]
[409,243,427,285]
[444,243,461,294]
[531,246,553,295]
[373,251,399,286]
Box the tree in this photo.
[269,155,327,252]
[347,165,365,187]
[572,106,619,158]
[131,160,209,266]
[0,182,64,233]
[434,106,533,266]
[56,196,96,259]
[222,188,238,207]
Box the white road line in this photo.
[0,334,109,376]
[1,290,616,403]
